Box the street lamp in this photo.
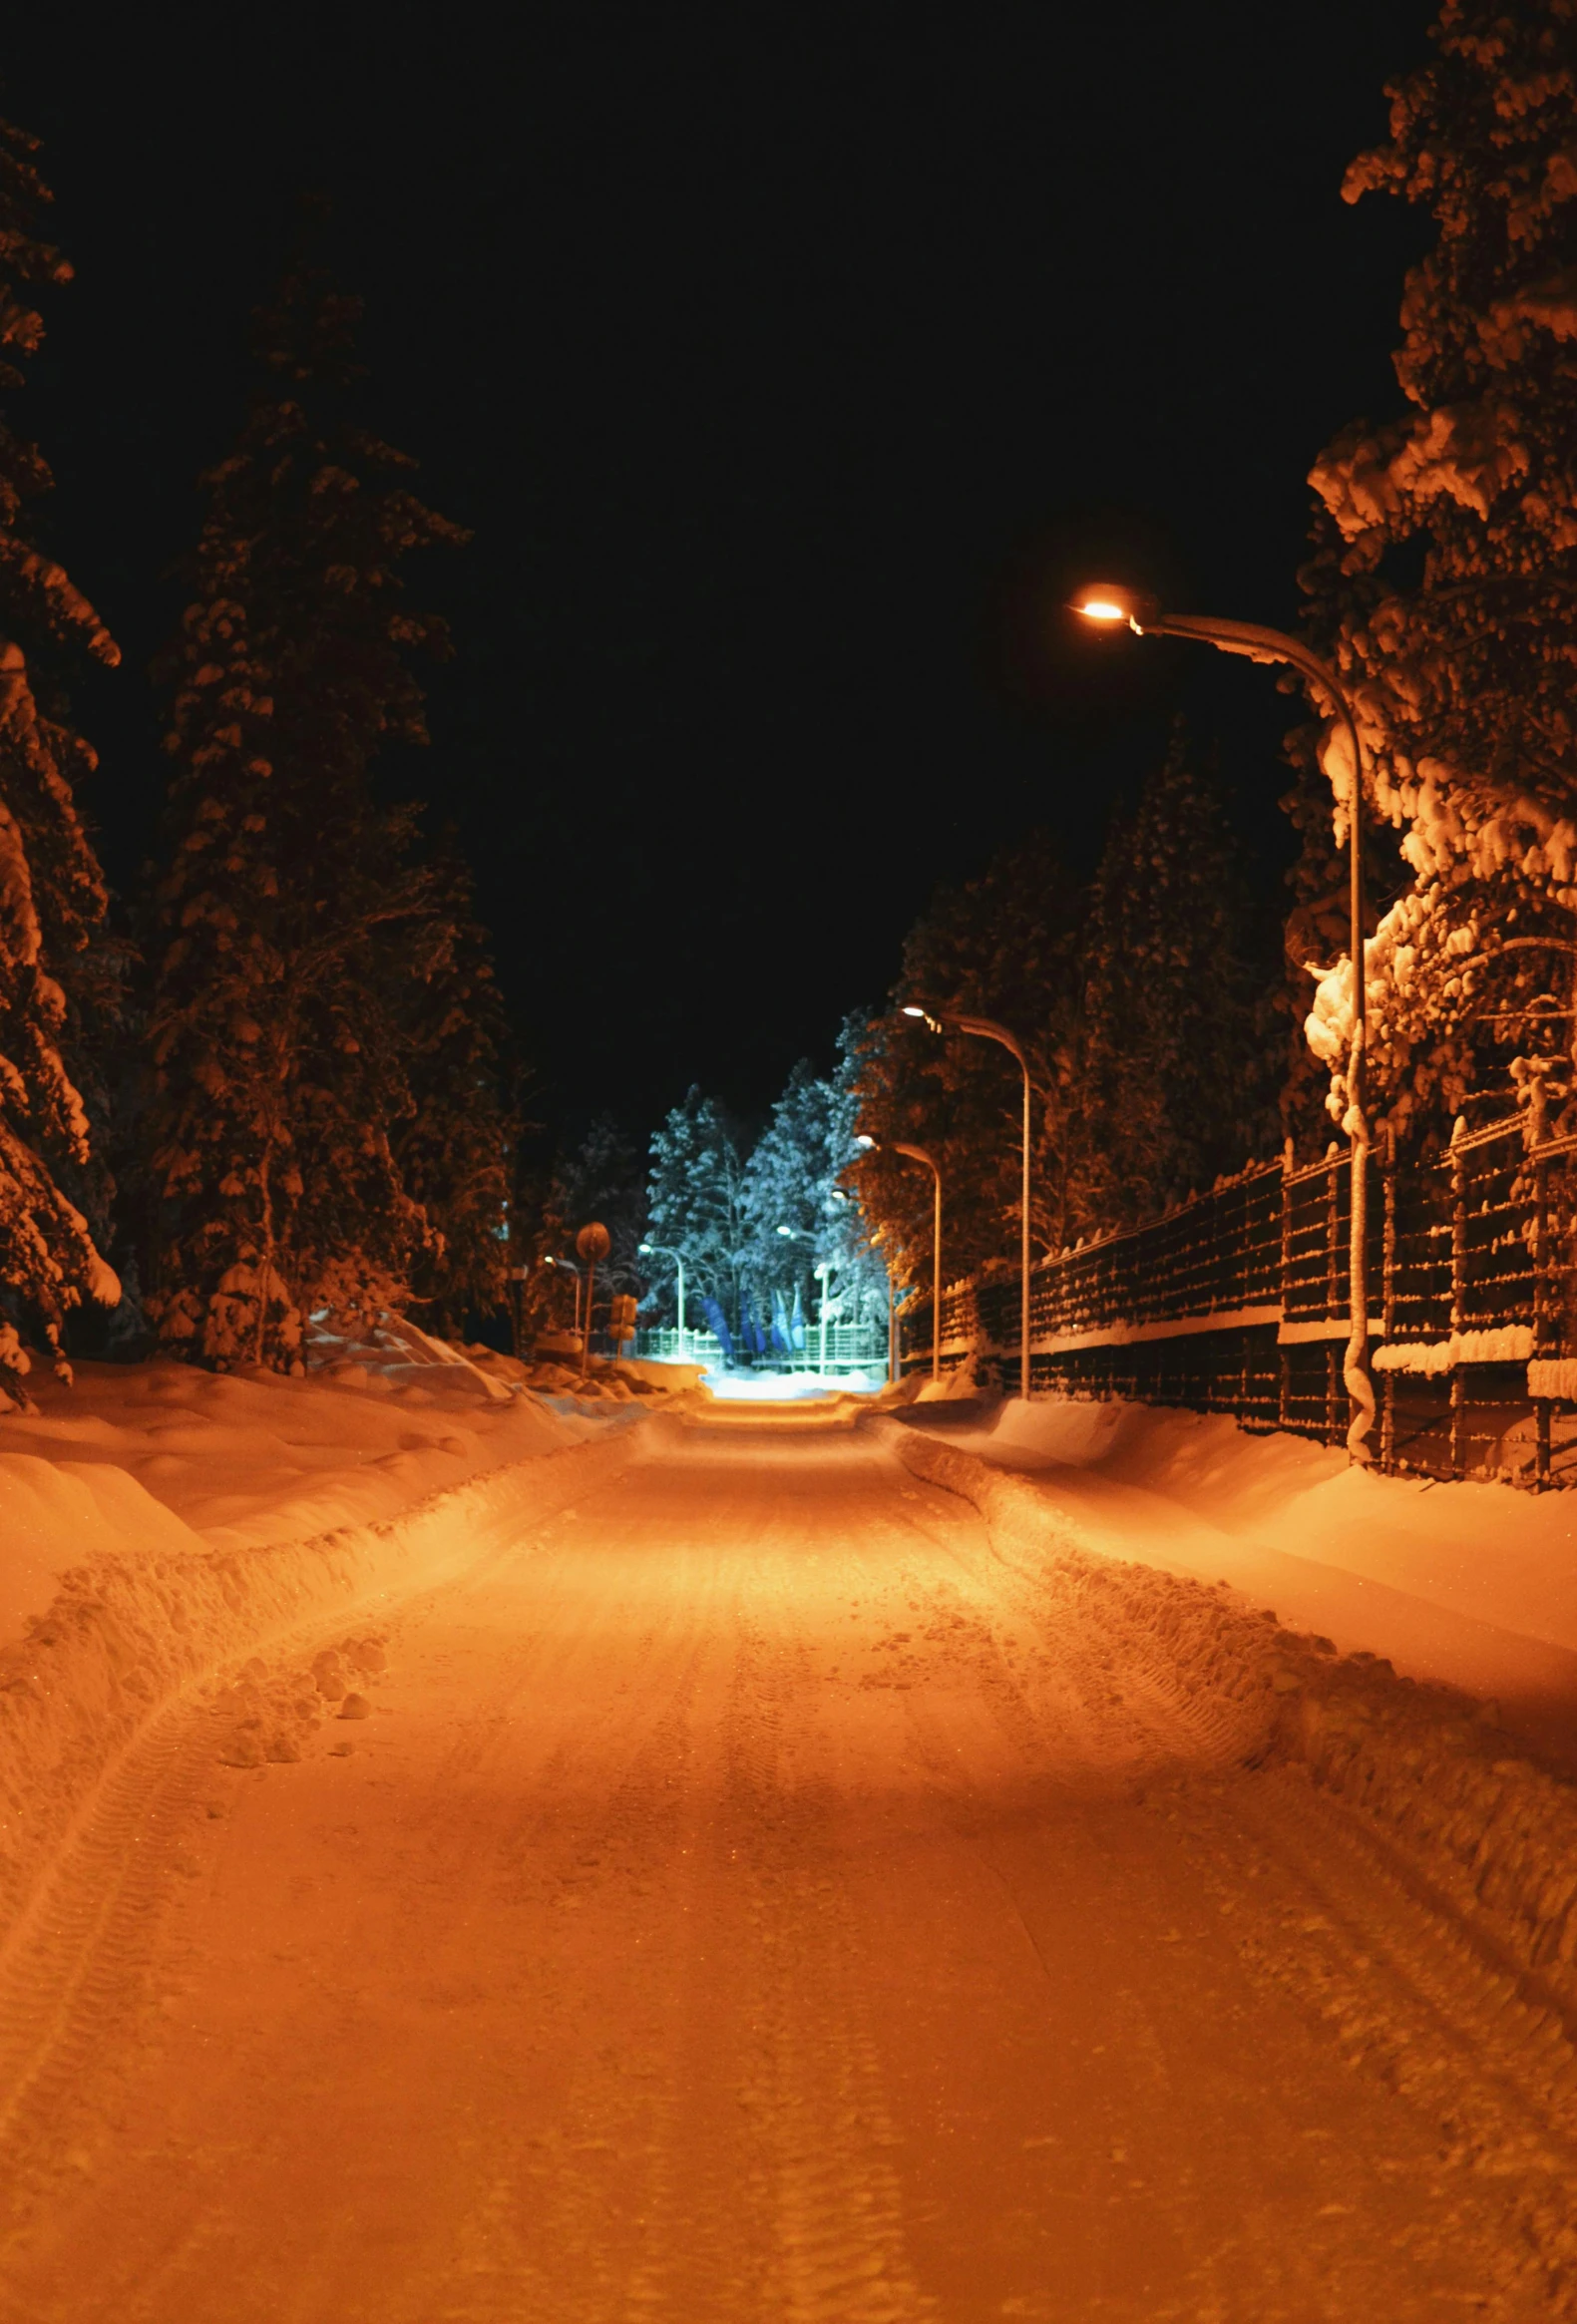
[1074,581,1375,1462]
[637,1241,687,1360]
[813,1260,836,1375]
[541,1254,581,1339]
[776,1225,821,1372]
[902,1004,1032,1402]
[859,1136,944,1382]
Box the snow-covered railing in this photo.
[905,1117,1577,1487]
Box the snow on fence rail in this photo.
[903,1118,1577,1489]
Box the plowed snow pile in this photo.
[0,1340,657,1945]
[887,1413,1577,2068]
[899,1395,1577,1750]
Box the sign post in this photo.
[575,1222,611,1376]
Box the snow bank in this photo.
[0,1354,586,1588]
[908,1397,1577,1725]
[883,1419,1577,2044]
[0,1353,657,1955]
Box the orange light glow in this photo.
[1072,581,1148,629]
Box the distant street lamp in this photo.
[541,1254,581,1339]
[858,1135,944,1382]
[1073,582,1375,1462]
[813,1260,835,1375]
[902,1006,1032,1402]
[637,1241,687,1360]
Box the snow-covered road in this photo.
[0,1411,1568,2320]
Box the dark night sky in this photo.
[9,0,1437,1142]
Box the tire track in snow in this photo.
[1143,1764,1577,2312]
[0,1692,223,2221]
[723,1615,939,2324]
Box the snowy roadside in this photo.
[891,1395,1577,1761]
[881,1412,1577,2045]
[0,1346,661,1955]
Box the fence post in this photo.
[1278,1140,1293,1431]
[1449,1118,1466,1481]
[1529,1113,1552,1490]
[1380,1144,1396,1470]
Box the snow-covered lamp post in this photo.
[813,1260,835,1375]
[1074,583,1375,1463]
[858,1135,944,1382]
[637,1241,687,1360]
[902,1007,1031,1403]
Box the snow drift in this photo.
[883,1414,1577,2044]
[0,1352,655,1956]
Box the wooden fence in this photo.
[900,1116,1577,1488]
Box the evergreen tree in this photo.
[146,252,469,1366]
[1301,0,1577,1146]
[1070,726,1280,1231]
[742,1047,888,1345]
[552,1113,647,1305]
[645,1088,749,1331]
[848,831,1082,1288]
[395,841,517,1338]
[0,114,121,1407]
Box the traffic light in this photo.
[608,1294,638,1347]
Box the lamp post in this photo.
[858,1135,943,1382]
[902,1006,1032,1402]
[776,1224,822,1373]
[1074,582,1375,1463]
[575,1222,611,1378]
[637,1241,687,1360]
[541,1255,581,1339]
[813,1261,835,1374]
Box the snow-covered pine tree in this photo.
[147,252,468,1367]
[0,114,122,1408]
[742,1048,888,1346]
[1071,725,1280,1233]
[645,1088,749,1332]
[1301,0,1577,1146]
[741,1060,833,1312]
[395,840,517,1339]
[848,831,1082,1285]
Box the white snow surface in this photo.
[0,1349,599,1654]
[905,1394,1577,1763]
[0,1343,656,1946]
[701,1366,884,1399]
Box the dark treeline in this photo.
[0,135,515,1408]
[846,726,1293,1305]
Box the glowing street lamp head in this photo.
[776,1224,795,1237]
[854,1134,876,1149]
[901,1004,926,1017]
[1072,581,1154,633]
[637,1243,653,1255]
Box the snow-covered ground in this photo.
[701,1365,885,1399]
[0,1346,621,1653]
[0,1338,663,1965]
[4,1403,1577,2317]
[896,1396,1577,1766]
[8,1371,1577,2312]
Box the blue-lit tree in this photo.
[645,1088,750,1335]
